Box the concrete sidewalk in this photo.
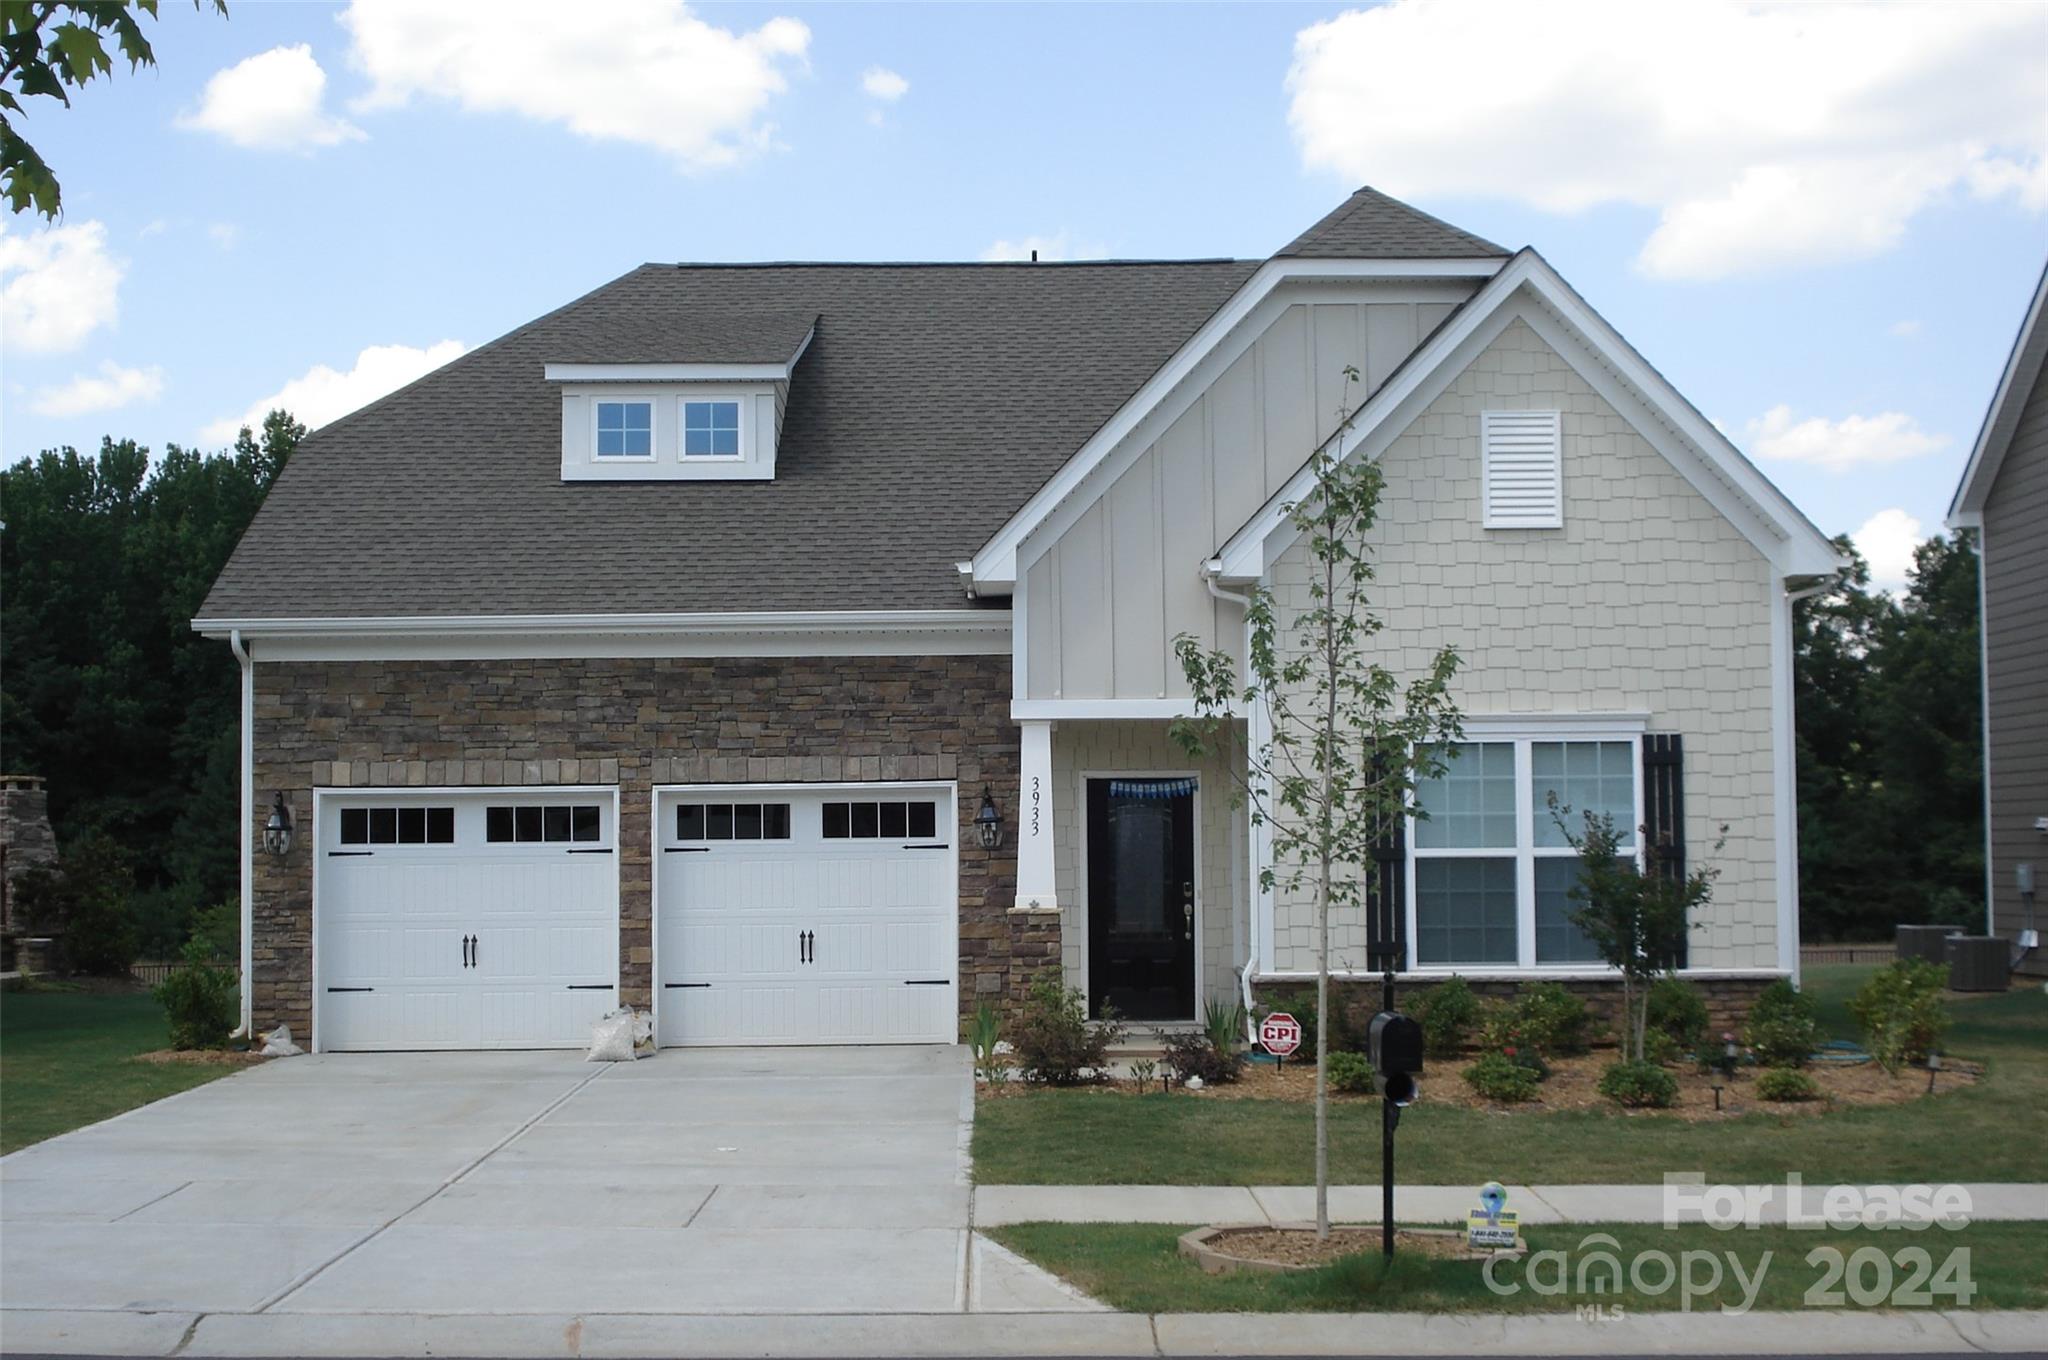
[4,1303,2044,1356]
[974,1181,2048,1226]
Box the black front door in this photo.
[1086,778,1196,1021]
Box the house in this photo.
[1948,260,2048,979]
[196,189,1841,1052]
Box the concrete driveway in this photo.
[1,1044,1094,1335]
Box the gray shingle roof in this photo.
[199,261,1257,620]
[1277,187,1509,259]
[543,309,818,366]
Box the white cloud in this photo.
[861,67,908,102]
[202,339,466,443]
[177,44,364,152]
[0,219,123,355]
[208,222,243,251]
[1851,508,1925,594]
[31,361,165,417]
[1888,319,1922,339]
[1745,404,1950,472]
[1286,1,2046,279]
[980,232,1109,263]
[340,0,809,171]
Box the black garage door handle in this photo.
[565,984,614,991]
[326,986,374,993]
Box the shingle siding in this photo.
[1983,359,2048,976]
[1266,319,1781,973]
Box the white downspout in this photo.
[1204,562,1259,1043]
[229,629,253,1038]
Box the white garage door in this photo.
[656,784,957,1046]
[317,791,619,1052]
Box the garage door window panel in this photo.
[822,800,938,840]
[675,802,793,841]
[340,805,457,846]
[487,803,605,844]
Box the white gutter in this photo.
[228,628,253,1038]
[1203,561,1261,1042]
[192,608,1012,640]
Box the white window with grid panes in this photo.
[1408,728,1643,970]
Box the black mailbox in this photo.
[1368,1010,1424,1075]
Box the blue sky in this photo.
[2,1,2044,590]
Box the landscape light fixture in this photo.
[975,785,1003,850]
[263,791,294,858]
[1927,1051,1942,1094]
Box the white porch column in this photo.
[1015,719,1057,910]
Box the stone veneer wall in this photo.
[1254,974,1773,1049]
[252,654,1028,1045]
[1,775,59,934]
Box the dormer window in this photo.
[545,310,815,483]
[682,399,741,458]
[595,400,654,459]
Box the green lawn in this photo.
[0,986,239,1154]
[991,1219,2048,1314]
[973,968,2048,1185]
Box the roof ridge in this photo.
[1277,186,1509,260]
[638,258,1256,271]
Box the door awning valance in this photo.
[1107,778,1197,800]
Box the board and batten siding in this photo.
[1265,319,1781,973]
[1021,296,1460,701]
[1983,358,2048,977]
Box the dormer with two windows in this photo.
[545,310,815,482]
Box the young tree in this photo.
[1172,368,1462,1239]
[1553,803,1719,1063]
[2,0,229,218]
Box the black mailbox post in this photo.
[1368,1003,1424,1259]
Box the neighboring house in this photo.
[1949,261,2048,979]
[197,189,1841,1052]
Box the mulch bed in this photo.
[132,1048,270,1067]
[981,1050,1977,1120]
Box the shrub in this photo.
[1512,981,1596,1055]
[1848,960,1951,1075]
[1598,1059,1679,1109]
[1327,1050,1374,1093]
[1205,998,1247,1058]
[967,1002,1006,1084]
[1644,1028,1684,1066]
[1412,975,1481,1057]
[153,939,238,1050]
[1743,979,1821,1068]
[1500,1043,1549,1081]
[11,833,139,977]
[1012,972,1125,1085]
[1464,1051,1540,1103]
[1755,1067,1821,1102]
[1646,976,1710,1056]
[1259,985,1362,1058]
[1161,1028,1241,1086]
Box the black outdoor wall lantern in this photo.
[974,785,1003,850]
[263,791,295,858]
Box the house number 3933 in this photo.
[1030,776,1041,837]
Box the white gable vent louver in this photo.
[1480,410,1564,529]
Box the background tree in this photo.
[1792,529,1983,940]
[1173,368,1462,1240]
[3,0,229,218]
[1,411,298,953]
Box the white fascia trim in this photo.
[1949,261,2048,524]
[1214,251,1843,583]
[965,256,1507,590]
[194,610,1012,661]
[1251,968,1791,982]
[1011,698,1231,720]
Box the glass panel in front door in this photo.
[1087,779,1196,1021]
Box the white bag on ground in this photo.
[258,1024,303,1057]
[586,1009,637,1062]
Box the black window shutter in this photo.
[1643,733,1686,969]
[1368,799,1406,971]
